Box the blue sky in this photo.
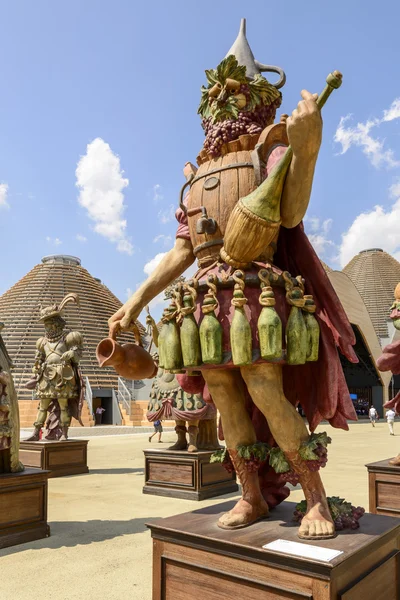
[1,1,400,321]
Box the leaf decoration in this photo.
[210,448,227,464]
[237,442,270,461]
[269,447,290,473]
[311,431,332,447]
[299,431,332,461]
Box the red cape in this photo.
[276,222,358,431]
[179,223,358,507]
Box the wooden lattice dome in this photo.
[0,255,145,400]
[343,248,400,339]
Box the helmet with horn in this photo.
[38,293,80,322]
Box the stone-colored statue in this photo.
[377,282,400,467]
[0,323,24,473]
[26,294,84,442]
[109,20,358,539]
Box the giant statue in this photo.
[377,282,400,467]
[108,20,359,539]
[26,294,84,442]
[0,323,24,473]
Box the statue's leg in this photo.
[203,369,269,529]
[26,396,51,440]
[58,396,71,441]
[241,363,334,539]
[169,419,188,451]
[187,419,200,453]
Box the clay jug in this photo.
[96,323,157,380]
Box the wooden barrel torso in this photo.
[187,151,257,266]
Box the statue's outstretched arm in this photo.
[280,90,322,229]
[108,237,195,337]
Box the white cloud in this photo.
[0,183,9,209]
[383,98,400,122]
[143,252,167,276]
[76,234,87,243]
[304,216,336,259]
[334,98,400,169]
[153,184,163,203]
[157,204,175,224]
[339,196,400,267]
[46,236,62,246]
[153,234,173,246]
[76,138,133,255]
[126,287,134,300]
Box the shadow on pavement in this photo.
[0,516,158,556]
[88,467,144,475]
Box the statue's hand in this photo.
[287,90,322,159]
[108,296,143,339]
[61,350,74,363]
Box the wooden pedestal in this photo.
[367,458,400,517]
[143,448,238,500]
[147,500,400,600]
[0,468,50,549]
[19,439,89,478]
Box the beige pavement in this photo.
[0,421,399,600]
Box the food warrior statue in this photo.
[146,309,221,452]
[377,282,400,467]
[0,323,24,473]
[109,20,359,539]
[26,294,84,442]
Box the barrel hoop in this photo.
[190,162,254,186]
[195,271,298,292]
[193,239,224,256]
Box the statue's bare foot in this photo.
[389,454,400,467]
[218,497,269,530]
[298,501,335,540]
[187,443,198,453]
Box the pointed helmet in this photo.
[226,19,286,88]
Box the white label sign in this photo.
[262,539,343,562]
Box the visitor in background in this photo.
[386,408,396,436]
[95,406,106,425]
[149,419,163,443]
[369,405,378,427]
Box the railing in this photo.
[118,376,132,416]
[84,376,94,419]
[112,389,123,425]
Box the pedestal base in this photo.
[147,500,400,600]
[367,458,400,517]
[143,448,238,500]
[19,439,89,478]
[0,468,50,549]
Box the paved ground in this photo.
[1,421,399,600]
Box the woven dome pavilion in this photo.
[0,255,145,402]
[343,248,400,340]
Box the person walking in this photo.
[369,405,378,427]
[386,408,396,436]
[149,419,163,443]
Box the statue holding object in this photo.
[377,282,400,467]
[0,323,24,474]
[25,294,84,442]
[108,20,361,539]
